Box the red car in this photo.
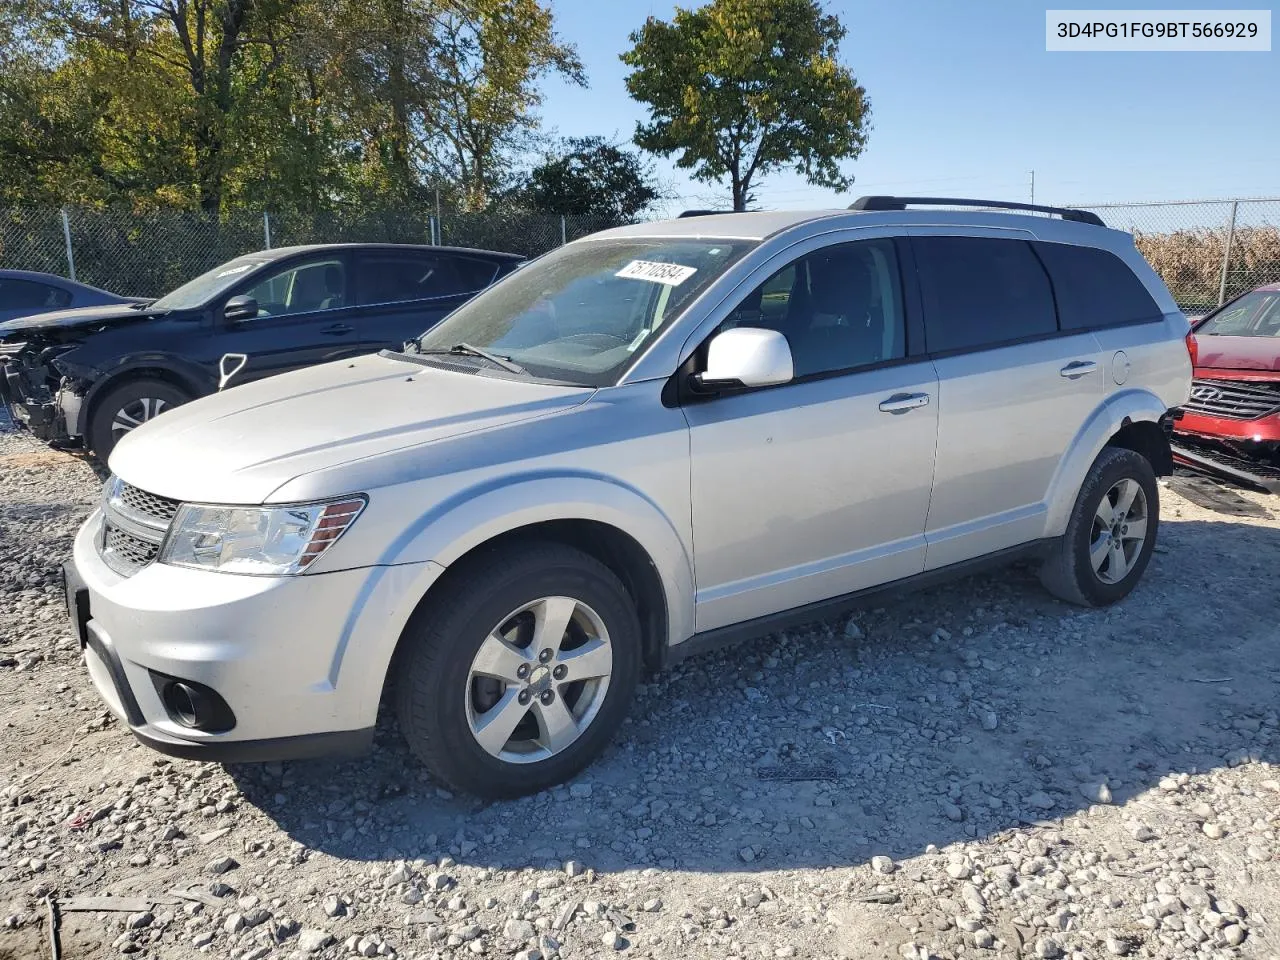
[1174,283,1280,490]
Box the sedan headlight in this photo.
[159,496,366,575]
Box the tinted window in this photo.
[1196,290,1280,338]
[356,253,492,305]
[1034,242,1162,330]
[717,239,906,378]
[0,278,72,311]
[914,237,1056,353]
[243,258,347,318]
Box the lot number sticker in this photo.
[616,259,698,285]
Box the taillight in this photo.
[1185,329,1199,367]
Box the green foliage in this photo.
[621,0,871,210]
[522,137,660,219]
[0,0,580,216]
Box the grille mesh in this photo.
[103,523,161,573]
[117,482,181,523]
[1183,378,1280,421]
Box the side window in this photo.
[716,239,906,378]
[914,237,1057,353]
[453,257,500,292]
[1034,242,1163,330]
[0,278,71,311]
[243,259,347,318]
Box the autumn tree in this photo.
[621,0,872,211]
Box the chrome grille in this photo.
[1182,378,1280,421]
[98,476,180,577]
[103,523,161,571]
[117,482,181,523]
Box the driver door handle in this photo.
[1059,360,1098,379]
[878,392,931,414]
[320,323,353,336]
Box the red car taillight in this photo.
[1185,328,1199,366]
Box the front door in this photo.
[684,238,940,632]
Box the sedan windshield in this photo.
[150,255,271,311]
[415,237,757,386]
[1197,291,1280,338]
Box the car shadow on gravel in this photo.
[226,515,1279,876]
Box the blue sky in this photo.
[538,0,1279,211]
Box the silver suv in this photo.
[65,197,1193,797]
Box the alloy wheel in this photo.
[465,595,614,764]
[111,397,168,439]
[1089,478,1149,584]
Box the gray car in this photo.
[0,269,140,323]
[66,198,1192,797]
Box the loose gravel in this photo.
[1,423,1277,960]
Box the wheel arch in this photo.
[76,362,205,439]
[1044,389,1173,536]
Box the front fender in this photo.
[71,355,212,436]
[1043,388,1170,536]
[327,471,696,724]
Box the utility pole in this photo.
[1030,171,1035,204]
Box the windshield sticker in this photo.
[615,260,698,286]
[626,328,651,352]
[215,263,256,279]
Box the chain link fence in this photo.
[1072,198,1280,317]
[0,207,625,297]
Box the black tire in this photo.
[395,542,641,798]
[87,378,191,461]
[1039,446,1160,607]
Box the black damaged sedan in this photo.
[0,243,523,459]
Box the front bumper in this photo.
[66,509,412,761]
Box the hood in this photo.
[108,353,594,504]
[1192,334,1280,373]
[0,302,155,336]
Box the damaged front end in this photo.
[0,338,87,445]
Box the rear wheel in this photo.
[88,378,191,461]
[395,542,641,798]
[1039,446,1159,606]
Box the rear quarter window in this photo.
[1033,241,1163,330]
[913,236,1057,353]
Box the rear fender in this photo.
[1043,389,1171,536]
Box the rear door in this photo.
[908,230,1105,569]
[213,252,364,383]
[351,250,503,350]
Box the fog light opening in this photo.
[165,682,201,727]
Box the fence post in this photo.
[429,215,436,246]
[560,215,567,245]
[60,208,77,281]
[1217,200,1239,306]
[263,211,272,249]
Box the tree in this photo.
[522,136,659,219]
[621,0,871,211]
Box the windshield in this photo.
[1197,291,1280,338]
[415,237,757,386]
[150,255,271,311]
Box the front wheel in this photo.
[87,378,191,461]
[395,542,641,798]
[1039,446,1160,607]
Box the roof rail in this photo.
[677,209,735,218]
[848,195,1106,227]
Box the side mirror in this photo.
[695,327,793,390]
[224,295,258,322]
[218,353,248,391]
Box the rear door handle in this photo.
[878,392,931,414]
[1059,360,1098,379]
[320,323,353,336]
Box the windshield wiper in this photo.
[419,342,528,375]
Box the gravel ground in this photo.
[1,423,1278,960]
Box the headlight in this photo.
[158,496,366,575]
